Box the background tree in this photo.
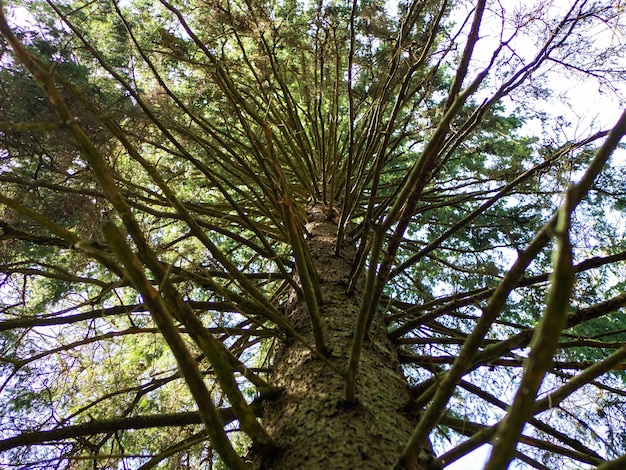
[1,0,626,469]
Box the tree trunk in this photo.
[254,208,431,469]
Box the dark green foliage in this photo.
[1,0,626,469]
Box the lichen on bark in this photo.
[253,206,427,469]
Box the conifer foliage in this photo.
[1,0,626,468]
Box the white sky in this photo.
[446,444,491,470]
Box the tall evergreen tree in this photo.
[1,0,626,468]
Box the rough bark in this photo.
[254,207,430,469]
